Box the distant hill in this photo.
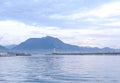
[12,36,119,52]
[5,44,17,49]
[0,45,8,51]
[13,36,80,51]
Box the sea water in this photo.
[0,54,120,83]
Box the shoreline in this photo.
[51,52,120,55]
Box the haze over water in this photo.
[0,0,120,83]
[0,54,120,83]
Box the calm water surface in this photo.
[0,54,120,83]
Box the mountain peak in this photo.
[27,36,56,40]
[44,36,54,38]
[11,36,118,52]
[42,36,58,40]
[13,36,79,50]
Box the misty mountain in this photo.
[5,44,17,49]
[0,45,8,51]
[13,36,80,51]
[12,36,119,52]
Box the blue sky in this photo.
[0,0,120,48]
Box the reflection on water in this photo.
[0,55,120,83]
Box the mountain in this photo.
[13,36,119,52]
[0,45,8,51]
[13,36,80,51]
[5,44,17,49]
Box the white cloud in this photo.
[71,1,120,19]
[0,20,120,48]
[88,1,120,18]
[102,21,120,27]
[50,1,120,22]
[0,20,56,45]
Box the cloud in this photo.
[49,1,120,28]
[0,0,120,48]
[0,20,120,48]
[70,1,120,19]
[102,21,120,27]
[91,1,120,18]
[0,0,114,28]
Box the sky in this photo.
[0,0,120,48]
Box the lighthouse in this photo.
[53,48,56,53]
[52,48,57,55]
